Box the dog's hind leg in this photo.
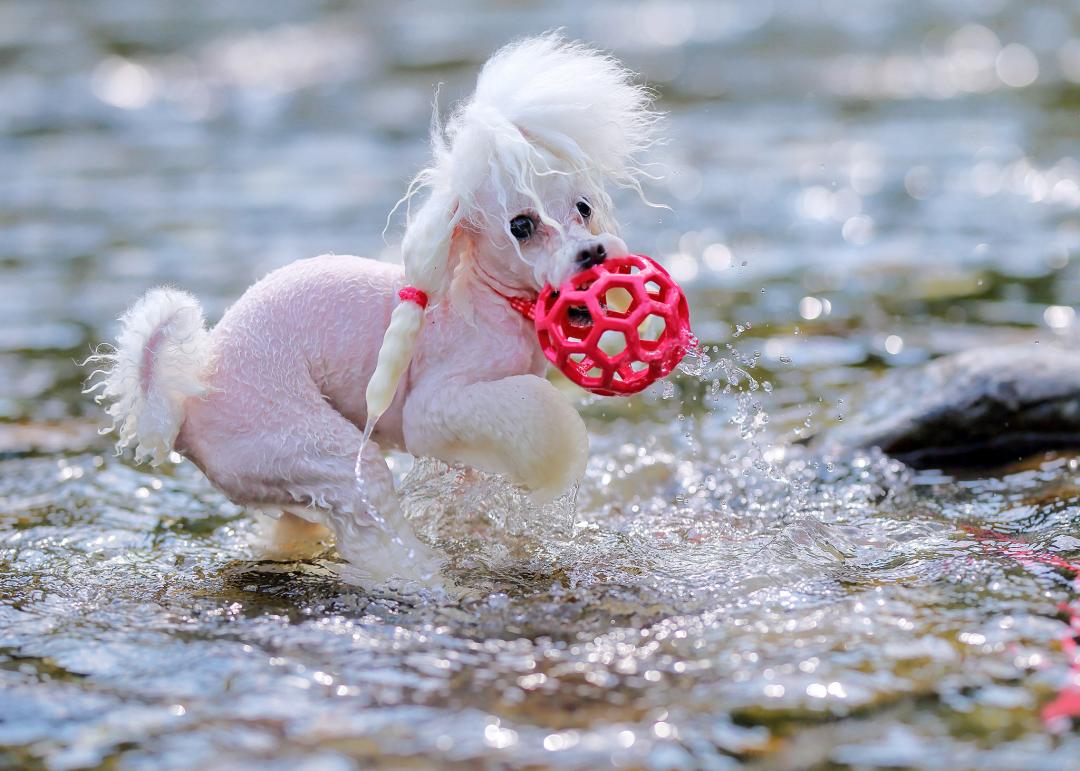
[183,394,440,584]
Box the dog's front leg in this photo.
[319,436,442,584]
[403,375,589,502]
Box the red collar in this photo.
[471,264,538,322]
[499,292,537,322]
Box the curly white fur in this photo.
[457,33,660,231]
[85,288,210,465]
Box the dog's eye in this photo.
[509,215,535,241]
[576,199,592,219]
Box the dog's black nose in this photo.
[576,243,606,269]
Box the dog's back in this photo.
[177,255,405,483]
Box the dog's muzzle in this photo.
[575,242,607,269]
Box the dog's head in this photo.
[401,34,661,298]
[366,35,661,426]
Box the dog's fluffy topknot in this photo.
[442,33,661,225]
[474,35,658,176]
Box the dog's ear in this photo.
[365,186,460,431]
[400,185,459,300]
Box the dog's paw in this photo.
[516,407,589,502]
[333,519,445,589]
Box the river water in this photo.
[3,0,1080,767]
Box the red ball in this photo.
[534,254,695,396]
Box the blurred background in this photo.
[2,0,1079,427]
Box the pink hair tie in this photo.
[398,286,428,309]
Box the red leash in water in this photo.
[962,525,1080,727]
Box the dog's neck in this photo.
[464,259,538,319]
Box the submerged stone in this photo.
[813,344,1080,468]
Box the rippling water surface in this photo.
[3,1,1080,767]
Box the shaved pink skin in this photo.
[139,326,167,396]
[175,253,559,541]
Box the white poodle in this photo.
[87,35,660,583]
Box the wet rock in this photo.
[813,345,1080,468]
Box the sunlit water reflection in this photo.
[6,419,1080,767]
[4,0,1080,767]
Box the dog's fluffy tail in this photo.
[84,288,211,465]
